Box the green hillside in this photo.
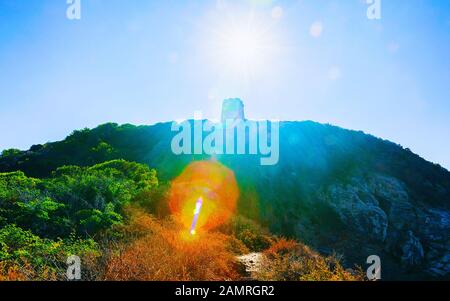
[1,121,449,280]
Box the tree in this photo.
[1,149,21,158]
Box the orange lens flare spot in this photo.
[169,161,239,233]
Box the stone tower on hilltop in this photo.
[221,98,245,123]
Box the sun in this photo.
[200,7,283,79]
[219,26,266,74]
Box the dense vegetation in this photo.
[0,160,158,279]
[0,160,158,238]
[1,122,448,208]
[0,159,359,281]
[1,121,449,280]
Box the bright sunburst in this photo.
[218,25,267,75]
[200,5,284,80]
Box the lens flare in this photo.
[169,161,239,234]
[190,197,203,235]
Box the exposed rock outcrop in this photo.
[313,174,448,279]
[400,230,424,268]
[318,181,388,243]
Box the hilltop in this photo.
[1,120,449,280]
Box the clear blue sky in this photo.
[1,0,449,168]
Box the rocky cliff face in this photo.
[219,122,450,280]
[314,175,448,278]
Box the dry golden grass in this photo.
[1,206,364,282]
[0,263,28,281]
[101,206,242,281]
[87,208,364,281]
[0,261,57,281]
[255,238,364,281]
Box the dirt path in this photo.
[236,252,263,279]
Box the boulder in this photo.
[320,181,388,243]
[400,230,424,268]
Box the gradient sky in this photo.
[0,0,449,168]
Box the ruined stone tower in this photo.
[221,98,245,123]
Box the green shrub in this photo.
[220,216,274,252]
[0,224,98,280]
[0,160,159,238]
